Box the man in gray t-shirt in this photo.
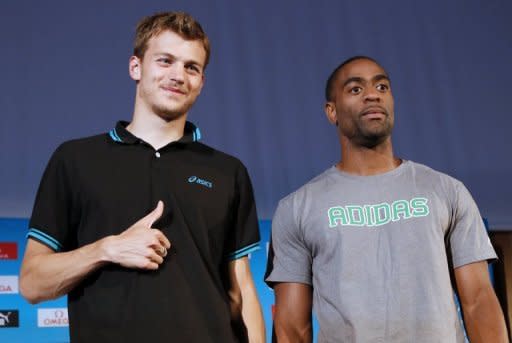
[265,56,508,343]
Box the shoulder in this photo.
[406,160,463,186]
[46,133,109,166]
[277,168,334,212]
[54,133,110,155]
[405,161,468,205]
[36,133,110,188]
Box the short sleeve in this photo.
[225,163,260,260]
[265,197,312,287]
[27,145,78,252]
[448,181,497,268]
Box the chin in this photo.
[359,131,392,147]
[153,104,190,122]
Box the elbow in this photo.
[19,273,44,304]
[20,284,41,304]
[22,294,41,305]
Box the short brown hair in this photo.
[133,12,210,68]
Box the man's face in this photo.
[129,30,206,121]
[326,59,394,147]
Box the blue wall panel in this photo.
[1,0,511,228]
[0,219,68,342]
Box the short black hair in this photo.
[325,56,384,101]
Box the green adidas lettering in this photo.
[328,197,429,228]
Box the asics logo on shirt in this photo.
[188,176,213,189]
[328,197,429,228]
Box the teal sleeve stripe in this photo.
[228,242,260,260]
[27,228,62,252]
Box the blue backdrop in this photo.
[1,0,511,228]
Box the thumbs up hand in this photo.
[103,201,171,270]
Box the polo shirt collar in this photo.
[109,121,202,145]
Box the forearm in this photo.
[273,282,313,343]
[274,314,312,343]
[462,288,508,343]
[227,257,266,343]
[240,284,266,343]
[20,238,110,303]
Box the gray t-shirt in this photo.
[265,161,496,343]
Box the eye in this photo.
[349,86,362,94]
[186,64,201,74]
[157,58,172,65]
[376,83,389,92]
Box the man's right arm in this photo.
[20,238,110,303]
[20,201,170,304]
[273,282,313,343]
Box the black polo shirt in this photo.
[28,121,260,343]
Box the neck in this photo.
[337,136,400,175]
[128,100,188,150]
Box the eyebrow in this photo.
[343,74,390,87]
[373,74,390,83]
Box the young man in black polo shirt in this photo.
[20,12,265,343]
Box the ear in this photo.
[324,101,338,126]
[200,73,206,91]
[129,56,141,81]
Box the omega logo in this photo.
[0,285,12,292]
[42,309,68,326]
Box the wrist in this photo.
[96,235,117,264]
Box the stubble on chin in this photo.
[355,132,390,148]
[152,102,191,122]
[347,117,393,148]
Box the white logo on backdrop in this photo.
[0,276,18,294]
[38,308,69,327]
[0,312,11,326]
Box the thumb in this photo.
[139,200,164,228]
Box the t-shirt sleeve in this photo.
[265,197,312,287]
[27,145,78,252]
[448,181,497,268]
[225,163,260,260]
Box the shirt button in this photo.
[155,151,161,158]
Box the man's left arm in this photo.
[228,256,266,343]
[454,261,508,343]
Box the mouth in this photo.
[360,107,387,119]
[161,86,186,95]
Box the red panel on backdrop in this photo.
[0,242,17,260]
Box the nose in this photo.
[169,63,185,84]
[363,87,380,102]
